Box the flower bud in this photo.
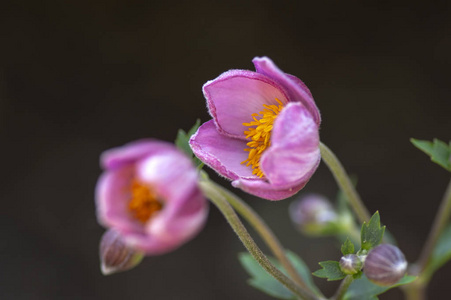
[99,229,144,275]
[289,194,338,236]
[339,254,363,275]
[364,244,407,286]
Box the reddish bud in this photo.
[99,229,144,275]
[364,244,407,286]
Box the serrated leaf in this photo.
[361,212,386,251]
[425,223,451,278]
[342,238,355,255]
[238,251,322,299]
[343,275,416,300]
[175,119,203,166]
[411,138,451,172]
[313,261,346,281]
[239,252,294,299]
[285,252,323,297]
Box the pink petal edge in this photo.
[189,120,258,180]
[203,69,289,139]
[252,57,321,126]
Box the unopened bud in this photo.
[99,229,144,275]
[339,254,363,275]
[364,244,407,286]
[289,194,338,236]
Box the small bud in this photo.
[99,229,144,275]
[289,194,338,236]
[339,254,363,275]
[364,244,407,286]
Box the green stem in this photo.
[402,280,426,300]
[209,179,321,297]
[319,142,371,224]
[417,178,451,275]
[403,178,451,300]
[331,275,354,300]
[199,180,321,300]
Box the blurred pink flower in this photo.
[190,57,321,200]
[96,140,208,255]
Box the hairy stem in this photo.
[199,180,322,300]
[332,275,354,300]
[210,180,321,296]
[319,142,371,224]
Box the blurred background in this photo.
[1,1,451,299]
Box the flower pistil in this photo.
[241,98,284,177]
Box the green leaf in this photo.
[352,272,362,280]
[426,223,451,277]
[175,119,202,166]
[238,251,322,299]
[313,261,346,281]
[285,251,323,297]
[341,238,355,255]
[360,211,385,251]
[411,138,451,172]
[343,274,416,300]
[239,252,293,299]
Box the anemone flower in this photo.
[96,140,208,254]
[190,57,321,200]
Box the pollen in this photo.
[128,179,163,223]
[241,98,284,177]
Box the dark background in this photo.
[2,1,451,299]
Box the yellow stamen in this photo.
[128,179,163,223]
[241,98,284,177]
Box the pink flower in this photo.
[96,140,208,255]
[190,57,321,200]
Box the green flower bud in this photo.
[339,254,363,275]
[99,229,144,275]
[289,194,338,236]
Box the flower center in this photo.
[128,179,163,223]
[241,98,284,177]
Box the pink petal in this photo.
[131,148,208,253]
[252,57,321,126]
[203,69,289,139]
[96,165,143,233]
[96,140,209,255]
[136,150,198,202]
[232,178,311,201]
[101,139,174,170]
[124,189,208,255]
[141,189,208,254]
[286,74,313,98]
[260,102,320,187]
[189,120,257,180]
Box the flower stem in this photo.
[402,280,426,300]
[208,179,321,297]
[332,275,354,300]
[319,142,371,224]
[199,180,322,300]
[417,178,451,275]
